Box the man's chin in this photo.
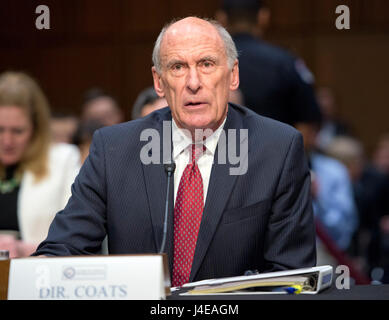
[179,120,220,140]
[182,118,214,130]
[174,111,225,134]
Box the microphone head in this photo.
[164,162,176,175]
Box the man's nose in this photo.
[186,67,201,93]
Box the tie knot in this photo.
[190,144,205,164]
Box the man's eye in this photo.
[200,60,215,70]
[173,64,182,70]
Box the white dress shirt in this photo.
[172,117,227,205]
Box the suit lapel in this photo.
[190,106,245,281]
[141,110,175,272]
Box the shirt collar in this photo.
[172,116,227,160]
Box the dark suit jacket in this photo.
[34,103,316,282]
[233,33,321,126]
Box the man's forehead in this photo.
[167,18,217,35]
[160,19,224,60]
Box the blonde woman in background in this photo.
[0,71,80,257]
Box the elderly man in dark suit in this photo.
[33,17,316,286]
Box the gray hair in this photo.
[152,17,238,74]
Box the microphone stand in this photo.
[159,162,176,254]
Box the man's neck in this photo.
[172,116,227,144]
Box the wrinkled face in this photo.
[152,18,239,135]
[0,105,33,166]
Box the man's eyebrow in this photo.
[166,59,186,69]
[165,56,219,68]
[198,56,218,63]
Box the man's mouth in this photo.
[184,101,207,107]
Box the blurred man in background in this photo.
[315,87,351,150]
[77,88,123,163]
[81,88,124,127]
[298,119,358,263]
[131,86,167,120]
[374,134,389,176]
[216,0,322,129]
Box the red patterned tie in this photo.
[172,144,205,287]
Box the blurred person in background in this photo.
[373,133,389,176]
[131,86,167,120]
[216,0,322,129]
[371,133,389,282]
[326,136,389,278]
[72,120,104,164]
[0,71,81,258]
[50,112,79,144]
[315,87,352,150]
[72,88,124,166]
[81,88,124,126]
[298,119,358,265]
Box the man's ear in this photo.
[152,66,165,97]
[229,60,239,91]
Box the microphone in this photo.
[158,162,176,254]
